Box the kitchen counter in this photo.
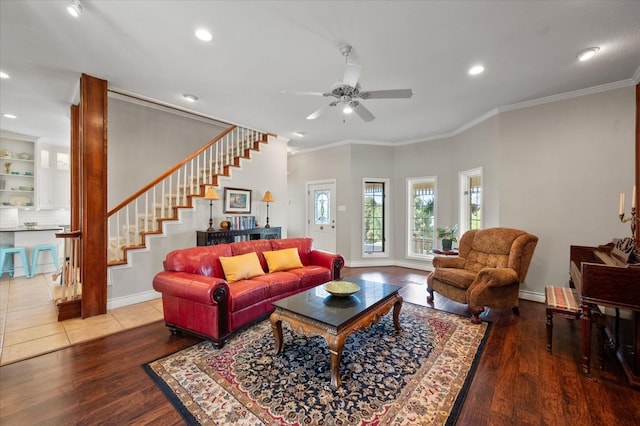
[0,226,64,232]
[0,227,64,277]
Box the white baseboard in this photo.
[107,290,161,310]
[519,289,544,303]
[345,259,433,272]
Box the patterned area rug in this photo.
[144,302,489,425]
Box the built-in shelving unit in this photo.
[0,136,36,208]
[197,227,281,246]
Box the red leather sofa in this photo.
[152,238,344,348]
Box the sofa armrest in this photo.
[432,256,466,269]
[310,250,345,280]
[153,271,230,305]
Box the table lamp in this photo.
[204,186,220,231]
[261,191,275,228]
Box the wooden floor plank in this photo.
[0,266,638,425]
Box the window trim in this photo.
[458,167,483,235]
[406,176,437,260]
[362,177,390,257]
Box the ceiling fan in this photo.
[283,45,413,122]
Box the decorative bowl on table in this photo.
[324,280,361,297]
[24,221,38,229]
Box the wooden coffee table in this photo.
[270,279,403,388]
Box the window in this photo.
[408,177,436,257]
[459,167,483,235]
[363,180,387,254]
[314,190,331,225]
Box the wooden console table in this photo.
[196,227,281,246]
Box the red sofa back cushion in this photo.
[229,240,273,271]
[270,238,313,265]
[163,245,232,278]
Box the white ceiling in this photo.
[1,1,639,153]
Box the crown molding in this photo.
[498,78,635,114]
[288,77,638,156]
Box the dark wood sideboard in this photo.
[197,227,281,246]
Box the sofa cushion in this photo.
[270,238,312,265]
[219,252,265,283]
[285,265,331,287]
[227,279,269,312]
[229,240,273,271]
[263,248,304,273]
[163,245,232,277]
[251,272,301,298]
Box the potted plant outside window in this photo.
[437,225,458,251]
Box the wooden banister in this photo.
[108,125,237,216]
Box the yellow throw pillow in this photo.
[219,252,265,283]
[263,248,304,273]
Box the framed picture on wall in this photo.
[223,187,252,213]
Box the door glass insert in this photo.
[314,190,330,225]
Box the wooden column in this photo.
[79,74,108,318]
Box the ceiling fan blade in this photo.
[342,63,362,87]
[306,103,332,120]
[359,89,413,99]
[352,101,375,122]
[281,90,326,96]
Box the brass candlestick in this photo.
[619,206,637,241]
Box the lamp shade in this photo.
[261,191,275,203]
[205,187,220,200]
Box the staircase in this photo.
[107,125,271,266]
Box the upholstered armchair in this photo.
[427,227,538,323]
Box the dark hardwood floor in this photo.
[0,266,638,425]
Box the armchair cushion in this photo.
[431,267,476,290]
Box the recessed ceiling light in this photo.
[183,94,198,102]
[294,132,306,138]
[2,114,17,119]
[468,65,485,76]
[67,0,83,17]
[578,47,600,62]
[0,71,9,79]
[195,29,213,42]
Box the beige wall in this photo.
[287,85,636,300]
[107,95,229,209]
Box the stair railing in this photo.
[107,125,266,263]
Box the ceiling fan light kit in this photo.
[287,44,413,122]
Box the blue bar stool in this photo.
[31,244,60,277]
[0,246,30,278]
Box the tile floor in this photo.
[0,273,163,365]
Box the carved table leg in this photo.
[326,334,346,388]
[270,312,284,354]
[393,295,403,331]
[581,303,592,375]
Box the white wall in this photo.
[107,95,229,210]
[287,144,352,255]
[287,85,637,301]
[495,87,635,298]
[108,136,288,307]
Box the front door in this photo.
[306,180,336,253]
